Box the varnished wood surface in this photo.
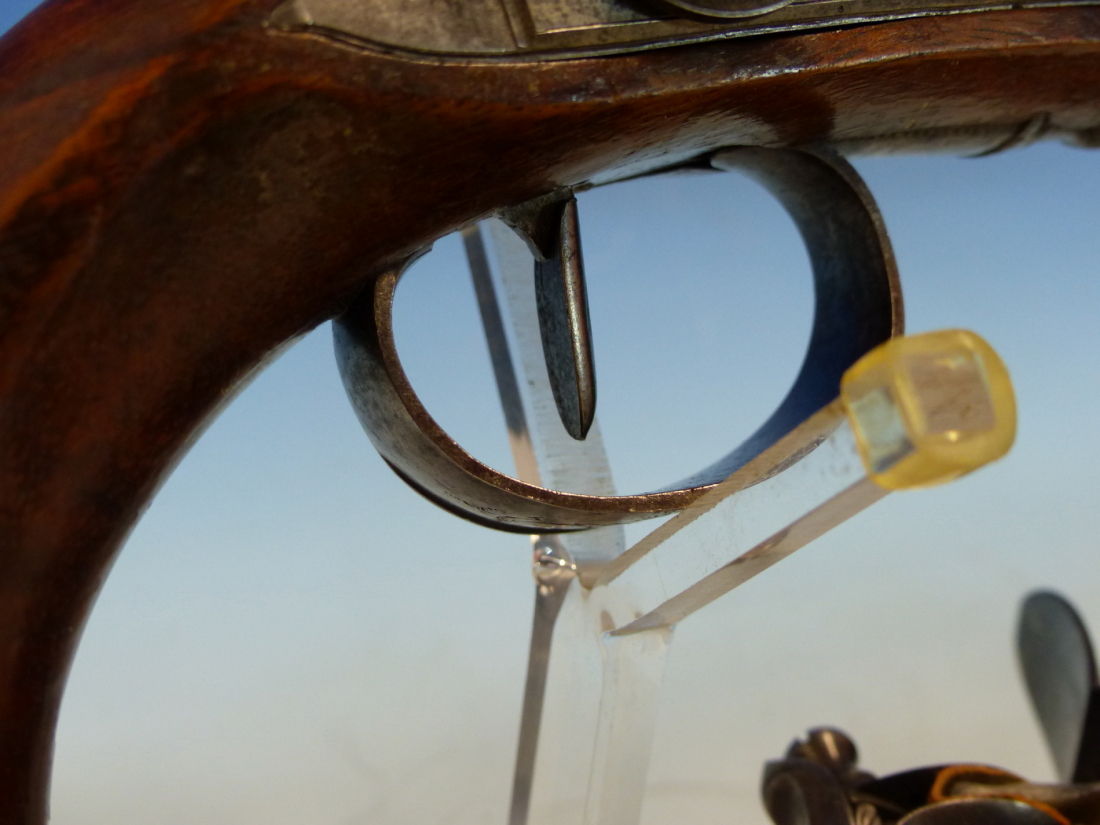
[1,0,1099,820]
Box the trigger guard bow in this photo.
[333,146,904,532]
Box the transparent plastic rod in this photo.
[523,583,671,825]
[582,628,672,825]
[468,221,641,825]
[600,403,881,634]
[600,328,1016,635]
[555,329,1016,823]
[472,200,1016,825]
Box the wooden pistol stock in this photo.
[0,0,1098,820]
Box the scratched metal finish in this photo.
[271,0,1100,57]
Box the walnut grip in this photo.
[2,0,1100,819]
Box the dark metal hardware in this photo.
[499,193,596,442]
[269,0,1100,58]
[764,736,1081,825]
[333,145,902,532]
[897,798,1064,825]
[1018,591,1100,783]
[763,592,1100,825]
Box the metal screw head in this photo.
[531,537,578,589]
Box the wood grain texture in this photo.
[0,0,1099,820]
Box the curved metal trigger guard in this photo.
[333,146,904,532]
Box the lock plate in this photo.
[269,0,1099,59]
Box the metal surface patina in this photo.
[270,0,1100,56]
[334,147,903,532]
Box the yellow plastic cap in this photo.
[840,329,1016,490]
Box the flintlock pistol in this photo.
[1,0,1098,821]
